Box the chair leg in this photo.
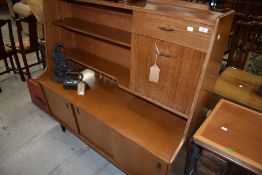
[36,51,41,63]
[36,50,46,69]
[9,56,16,74]
[3,57,11,73]
[21,53,31,79]
[13,53,26,81]
[0,87,2,93]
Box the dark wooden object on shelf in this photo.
[39,0,234,174]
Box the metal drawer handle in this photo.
[158,26,174,31]
[159,52,171,57]
[155,44,171,58]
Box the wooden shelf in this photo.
[53,17,131,47]
[64,48,130,87]
[39,73,186,163]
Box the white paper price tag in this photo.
[149,64,160,83]
[77,81,85,96]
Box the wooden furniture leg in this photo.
[6,0,15,18]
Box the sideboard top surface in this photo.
[64,0,224,25]
[40,73,187,163]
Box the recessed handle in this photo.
[66,103,69,109]
[158,26,174,31]
[156,162,162,170]
[76,108,80,115]
[159,52,171,57]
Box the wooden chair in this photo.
[227,20,262,70]
[14,14,44,79]
[224,14,262,55]
[0,19,25,81]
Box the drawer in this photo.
[133,11,212,52]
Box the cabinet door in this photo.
[112,131,167,175]
[75,107,113,157]
[130,34,205,116]
[43,87,78,133]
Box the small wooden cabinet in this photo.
[39,0,234,174]
[187,100,262,175]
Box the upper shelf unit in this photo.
[53,17,131,47]
[64,48,130,88]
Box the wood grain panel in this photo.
[133,11,213,52]
[43,86,79,133]
[75,107,113,156]
[64,48,130,88]
[194,100,262,175]
[130,34,205,116]
[73,32,130,68]
[66,0,223,25]
[59,28,75,50]
[54,17,131,47]
[71,2,132,32]
[57,0,72,18]
[215,67,262,112]
[184,10,235,143]
[112,131,168,175]
[39,71,186,163]
[43,0,61,76]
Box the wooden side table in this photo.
[215,67,262,112]
[190,100,262,175]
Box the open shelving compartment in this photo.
[53,17,131,47]
[64,47,130,87]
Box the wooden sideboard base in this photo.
[41,0,234,174]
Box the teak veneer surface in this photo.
[215,67,262,112]
[132,11,212,52]
[64,0,222,25]
[39,73,187,163]
[64,48,130,88]
[53,17,131,47]
[194,100,262,174]
[42,0,234,174]
[130,34,206,117]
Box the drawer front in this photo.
[43,87,78,133]
[133,11,212,52]
[112,131,168,175]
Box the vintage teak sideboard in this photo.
[39,0,234,174]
